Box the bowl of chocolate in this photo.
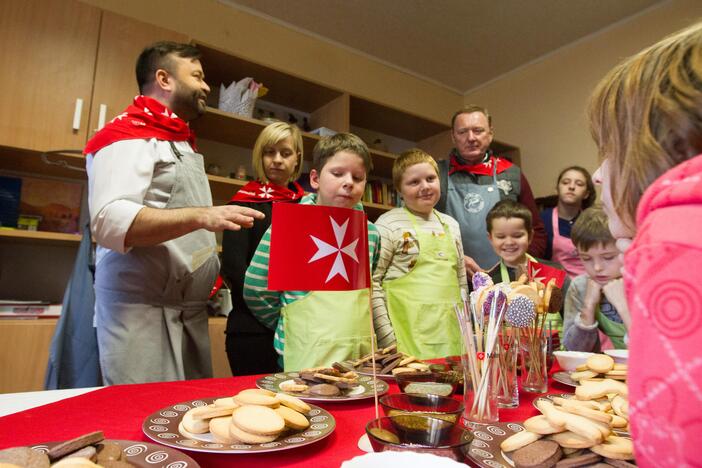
[379,393,463,425]
[395,365,460,397]
[365,415,473,461]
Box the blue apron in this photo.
[446,160,501,269]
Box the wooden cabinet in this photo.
[0,0,101,152]
[0,0,187,153]
[0,317,233,393]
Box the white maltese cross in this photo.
[308,216,360,283]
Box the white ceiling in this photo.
[220,0,665,94]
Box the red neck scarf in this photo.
[84,95,196,155]
[448,151,513,176]
[231,180,304,203]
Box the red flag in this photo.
[268,203,370,291]
[527,259,566,288]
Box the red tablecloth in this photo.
[0,370,573,467]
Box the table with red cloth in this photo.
[0,369,573,467]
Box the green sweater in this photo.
[243,193,380,358]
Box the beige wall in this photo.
[81,0,461,125]
[464,0,702,197]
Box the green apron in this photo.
[596,304,627,349]
[282,289,371,371]
[499,257,563,336]
[382,209,462,359]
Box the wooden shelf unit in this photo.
[0,229,81,245]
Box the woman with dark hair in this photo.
[589,22,702,466]
[540,166,595,278]
[221,121,304,375]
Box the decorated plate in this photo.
[533,393,630,437]
[552,371,578,387]
[465,422,526,468]
[256,372,389,401]
[142,397,335,454]
[31,439,199,467]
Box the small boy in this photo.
[485,200,568,334]
[372,148,467,359]
[562,207,630,351]
[243,133,380,371]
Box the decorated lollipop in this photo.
[505,293,536,328]
[472,271,493,291]
[481,287,508,318]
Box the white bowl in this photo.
[604,349,629,364]
[553,351,595,371]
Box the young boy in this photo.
[562,207,630,351]
[243,133,380,371]
[485,200,568,335]
[372,149,467,359]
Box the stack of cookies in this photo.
[280,365,360,397]
[0,431,136,468]
[500,378,633,466]
[347,345,431,376]
[569,354,627,383]
[180,388,312,444]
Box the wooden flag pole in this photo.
[366,215,380,420]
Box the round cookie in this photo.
[51,459,101,468]
[276,392,311,414]
[232,405,285,436]
[511,439,562,468]
[228,421,279,444]
[587,354,615,374]
[275,406,310,430]
[307,384,340,397]
[209,416,237,444]
[238,388,276,397]
[213,397,239,408]
[233,392,280,408]
[182,408,210,434]
[190,404,237,420]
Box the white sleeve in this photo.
[86,139,167,254]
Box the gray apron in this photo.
[446,160,501,269]
[94,141,219,384]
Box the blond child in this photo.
[243,133,380,371]
[372,149,467,359]
[562,207,630,351]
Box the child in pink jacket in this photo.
[589,22,702,467]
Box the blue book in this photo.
[0,176,22,228]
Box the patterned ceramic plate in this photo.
[464,422,526,468]
[142,397,335,454]
[256,372,389,401]
[533,393,630,437]
[552,371,578,387]
[31,439,199,467]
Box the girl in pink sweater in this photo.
[589,22,702,467]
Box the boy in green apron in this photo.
[485,200,569,337]
[562,207,631,351]
[243,133,380,371]
[372,149,468,359]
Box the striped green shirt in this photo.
[243,193,380,359]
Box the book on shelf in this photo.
[364,179,402,207]
[0,300,62,318]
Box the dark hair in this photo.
[486,199,533,233]
[451,104,492,130]
[556,166,596,209]
[571,206,615,251]
[312,133,373,174]
[136,41,201,93]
